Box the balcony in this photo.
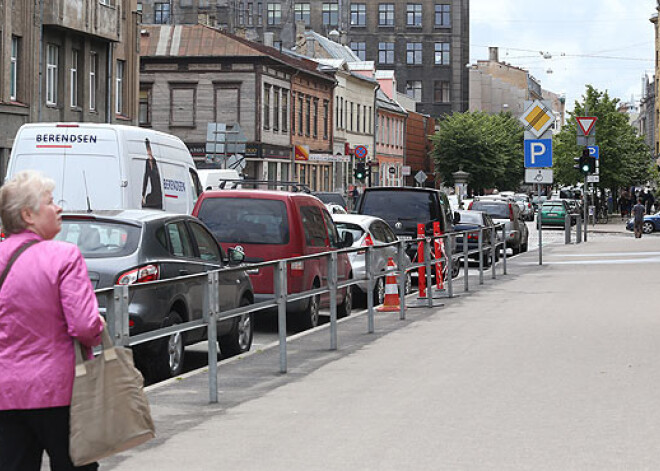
[42,0,120,42]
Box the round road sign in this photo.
[354,145,368,159]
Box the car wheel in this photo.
[337,282,353,318]
[374,277,385,305]
[405,272,413,295]
[643,221,654,234]
[153,312,185,380]
[451,261,460,278]
[219,298,253,357]
[297,283,320,330]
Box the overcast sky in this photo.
[470,0,657,112]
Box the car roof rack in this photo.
[216,179,311,193]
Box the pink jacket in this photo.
[0,230,104,410]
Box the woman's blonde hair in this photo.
[0,170,56,235]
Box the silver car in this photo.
[332,214,412,306]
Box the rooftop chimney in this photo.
[489,47,499,62]
[264,32,274,48]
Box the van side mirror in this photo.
[341,231,354,248]
[227,247,245,265]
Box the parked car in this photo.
[313,191,348,211]
[56,210,254,381]
[332,214,412,305]
[325,203,348,214]
[513,194,535,221]
[454,210,499,266]
[626,211,660,234]
[539,200,574,228]
[193,189,354,330]
[354,187,460,277]
[468,200,529,254]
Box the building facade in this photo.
[0,0,140,182]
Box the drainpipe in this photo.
[106,43,113,123]
[371,82,380,187]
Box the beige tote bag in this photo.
[69,328,155,466]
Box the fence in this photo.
[98,224,508,403]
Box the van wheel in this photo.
[153,312,185,381]
[219,298,253,357]
[337,284,352,318]
[298,284,320,330]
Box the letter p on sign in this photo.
[524,138,553,168]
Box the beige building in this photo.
[0,0,141,182]
[650,8,660,158]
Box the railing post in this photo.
[490,226,497,280]
[205,271,219,404]
[445,234,454,298]
[565,214,571,244]
[397,240,407,319]
[275,261,288,374]
[478,227,484,285]
[111,285,130,347]
[463,231,469,292]
[328,252,338,350]
[366,245,375,333]
[502,225,508,275]
[424,237,433,308]
[576,214,582,244]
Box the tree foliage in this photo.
[430,111,523,194]
[553,85,653,190]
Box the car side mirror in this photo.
[341,231,354,248]
[453,211,461,225]
[227,247,245,265]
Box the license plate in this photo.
[398,235,413,241]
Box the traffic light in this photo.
[354,162,366,181]
[578,148,590,174]
[587,151,596,174]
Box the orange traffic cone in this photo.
[377,257,403,312]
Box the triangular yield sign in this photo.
[576,116,597,136]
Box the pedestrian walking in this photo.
[0,171,105,471]
[619,190,630,221]
[632,198,646,239]
[645,189,655,215]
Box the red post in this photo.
[433,222,444,290]
[417,223,426,298]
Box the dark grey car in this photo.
[56,210,254,381]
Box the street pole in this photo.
[584,175,588,242]
[538,183,542,265]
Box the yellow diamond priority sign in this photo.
[520,100,555,138]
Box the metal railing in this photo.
[98,223,510,403]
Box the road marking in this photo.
[554,251,660,258]
[520,257,660,266]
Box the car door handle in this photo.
[179,269,189,276]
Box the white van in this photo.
[198,169,242,191]
[5,123,202,213]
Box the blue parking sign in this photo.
[524,139,553,168]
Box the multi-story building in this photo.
[650,9,660,159]
[140,24,339,191]
[137,0,469,119]
[0,0,140,181]
[634,73,656,161]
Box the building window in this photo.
[170,85,196,126]
[139,87,151,125]
[237,0,246,25]
[406,80,422,102]
[273,87,280,131]
[406,42,422,65]
[313,99,318,137]
[305,97,311,136]
[323,100,329,139]
[363,104,367,132]
[406,4,422,26]
[89,52,97,111]
[435,4,450,27]
[378,4,394,26]
[46,44,58,106]
[433,80,450,103]
[350,3,366,26]
[137,2,142,13]
[350,41,366,60]
[263,84,271,129]
[116,60,125,115]
[434,42,450,65]
[378,42,394,64]
[298,94,304,135]
[282,90,288,132]
[291,92,296,133]
[246,2,254,25]
[256,1,263,25]
[10,37,18,101]
[294,3,310,24]
[154,2,170,24]
[340,97,344,128]
[267,3,281,24]
[356,104,360,133]
[349,102,354,131]
[70,49,79,108]
[322,3,338,27]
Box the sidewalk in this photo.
[105,232,660,470]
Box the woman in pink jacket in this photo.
[0,171,105,471]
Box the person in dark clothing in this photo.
[141,138,162,210]
[632,198,645,238]
[645,190,655,215]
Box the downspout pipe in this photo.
[106,43,113,123]
[371,82,380,187]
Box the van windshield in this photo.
[197,198,289,245]
[361,191,438,223]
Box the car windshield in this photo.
[471,202,510,219]
[361,191,438,222]
[334,222,365,245]
[197,198,289,245]
[458,212,482,225]
[56,219,141,258]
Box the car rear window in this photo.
[314,193,346,207]
[543,202,564,209]
[57,219,140,258]
[335,222,365,244]
[458,212,482,224]
[361,191,439,223]
[197,198,289,245]
[471,202,510,219]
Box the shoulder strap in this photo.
[0,240,41,292]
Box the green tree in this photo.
[553,85,653,191]
[430,111,523,194]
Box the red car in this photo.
[192,189,353,329]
